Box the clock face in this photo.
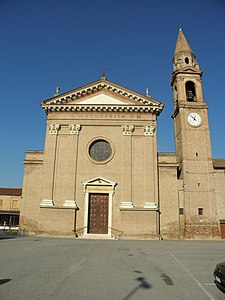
[187,112,202,127]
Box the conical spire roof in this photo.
[172,28,201,73]
[174,28,194,56]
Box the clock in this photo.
[187,112,202,127]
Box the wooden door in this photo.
[220,221,225,239]
[88,193,109,234]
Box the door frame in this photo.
[83,177,117,237]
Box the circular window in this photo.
[89,139,112,162]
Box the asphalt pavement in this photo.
[0,236,224,300]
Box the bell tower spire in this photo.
[171,28,203,108]
[173,28,200,71]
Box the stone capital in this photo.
[122,125,134,135]
[69,124,81,135]
[49,124,60,135]
[144,125,155,136]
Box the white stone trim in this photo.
[63,200,77,208]
[120,202,134,209]
[42,105,162,115]
[49,124,60,134]
[144,125,155,136]
[144,202,157,208]
[69,124,81,135]
[122,125,134,135]
[40,199,54,207]
[83,177,117,194]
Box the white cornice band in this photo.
[42,105,163,115]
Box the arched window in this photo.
[185,81,196,102]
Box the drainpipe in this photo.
[73,203,78,238]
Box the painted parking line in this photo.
[167,250,216,300]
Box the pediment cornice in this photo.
[83,176,117,187]
[41,79,164,115]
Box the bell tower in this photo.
[171,28,219,238]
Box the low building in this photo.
[0,188,22,230]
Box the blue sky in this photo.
[1,0,225,187]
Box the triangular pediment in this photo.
[41,78,164,115]
[83,177,117,187]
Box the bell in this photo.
[187,90,194,101]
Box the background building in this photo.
[0,188,21,230]
[19,29,225,239]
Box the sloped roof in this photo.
[213,159,225,169]
[174,28,194,56]
[0,188,22,196]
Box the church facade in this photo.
[19,29,225,239]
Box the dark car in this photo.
[214,262,225,293]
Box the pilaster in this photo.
[65,124,81,201]
[121,125,134,206]
[42,124,60,201]
[143,124,157,207]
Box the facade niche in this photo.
[185,81,196,102]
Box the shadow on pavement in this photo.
[123,277,152,300]
[0,279,11,285]
[0,235,18,240]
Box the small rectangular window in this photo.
[0,199,3,208]
[179,208,184,215]
[198,208,203,216]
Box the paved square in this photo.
[0,237,224,299]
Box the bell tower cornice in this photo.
[171,102,208,119]
[170,68,203,86]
